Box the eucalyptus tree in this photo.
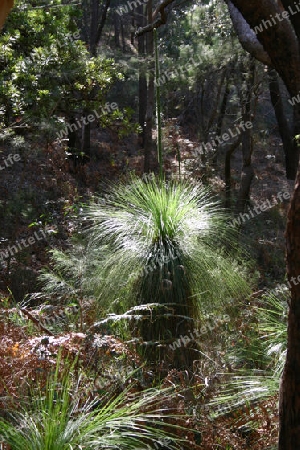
[0,0,134,161]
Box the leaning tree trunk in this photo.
[267,67,296,180]
[279,158,300,450]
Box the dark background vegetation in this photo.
[0,1,296,448]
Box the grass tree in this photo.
[85,175,251,370]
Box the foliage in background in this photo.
[0,0,138,143]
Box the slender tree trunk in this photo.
[291,106,300,178]
[121,18,126,52]
[114,11,121,48]
[90,0,99,55]
[225,136,242,209]
[68,116,78,165]
[137,4,147,147]
[81,122,90,160]
[131,11,135,45]
[143,0,154,173]
[213,75,231,167]
[0,0,14,29]
[236,58,255,213]
[87,0,111,56]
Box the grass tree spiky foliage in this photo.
[38,239,103,303]
[85,175,251,369]
[0,360,190,450]
[35,239,108,330]
[208,290,288,419]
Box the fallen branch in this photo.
[20,308,55,336]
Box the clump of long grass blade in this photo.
[208,373,279,419]
[207,290,287,419]
[257,291,287,377]
[0,359,192,450]
[37,240,105,303]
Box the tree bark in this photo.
[236,58,256,213]
[225,0,271,65]
[229,0,300,99]
[85,0,111,56]
[213,72,231,167]
[81,122,91,160]
[224,0,300,179]
[268,67,295,179]
[225,136,242,209]
[279,164,300,450]
[114,11,121,48]
[0,0,13,29]
[143,0,154,173]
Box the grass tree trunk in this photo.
[137,245,198,371]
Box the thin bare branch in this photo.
[136,0,176,36]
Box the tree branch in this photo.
[224,0,272,66]
[227,0,300,97]
[136,0,176,36]
[21,308,55,336]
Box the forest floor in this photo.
[0,121,292,449]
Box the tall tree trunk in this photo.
[213,74,231,167]
[267,67,295,180]
[68,116,78,165]
[121,18,126,52]
[143,0,154,173]
[137,4,147,147]
[225,136,242,209]
[279,153,300,450]
[90,0,99,55]
[114,11,121,48]
[236,58,255,213]
[0,0,13,29]
[131,11,135,46]
[292,106,300,178]
[81,122,91,160]
[87,0,111,56]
